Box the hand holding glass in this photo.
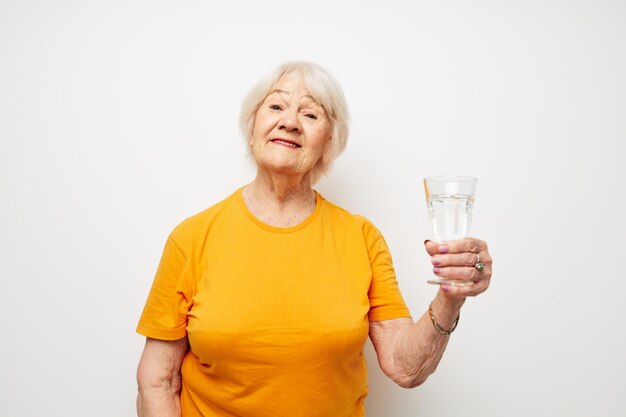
[424,176,477,286]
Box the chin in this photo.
[258,158,298,174]
[261,161,315,180]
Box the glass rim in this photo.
[424,175,477,183]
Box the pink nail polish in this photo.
[442,284,450,292]
[432,258,441,266]
[439,245,449,254]
[433,267,441,274]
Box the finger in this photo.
[442,278,490,298]
[433,266,482,282]
[432,252,482,268]
[433,250,493,267]
[439,237,487,255]
[424,240,442,256]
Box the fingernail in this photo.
[439,245,449,254]
[424,239,431,245]
[442,284,450,292]
[432,257,441,266]
[433,267,441,274]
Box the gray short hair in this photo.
[239,61,350,183]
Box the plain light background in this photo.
[1,1,625,416]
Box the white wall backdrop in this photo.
[1,1,625,416]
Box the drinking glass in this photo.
[424,176,478,286]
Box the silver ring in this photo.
[475,254,485,272]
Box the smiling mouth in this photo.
[270,138,302,148]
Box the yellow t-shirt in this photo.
[137,188,412,417]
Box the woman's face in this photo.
[250,71,332,179]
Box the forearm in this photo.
[394,290,465,388]
[137,379,182,417]
[137,337,188,417]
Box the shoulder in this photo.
[168,188,240,252]
[319,194,383,243]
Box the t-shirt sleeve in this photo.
[136,233,193,340]
[360,218,413,322]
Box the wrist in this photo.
[428,302,460,336]
[437,288,466,310]
[428,290,464,331]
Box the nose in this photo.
[278,108,301,133]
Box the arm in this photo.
[137,337,189,417]
[369,238,492,388]
[369,290,464,388]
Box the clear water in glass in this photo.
[427,194,474,243]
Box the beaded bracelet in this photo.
[428,302,460,336]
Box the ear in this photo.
[247,110,261,148]
[248,121,256,148]
[321,132,333,163]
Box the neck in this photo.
[242,169,317,227]
[248,168,314,205]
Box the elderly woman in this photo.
[136,62,492,417]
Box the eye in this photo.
[304,113,318,120]
[270,104,282,110]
